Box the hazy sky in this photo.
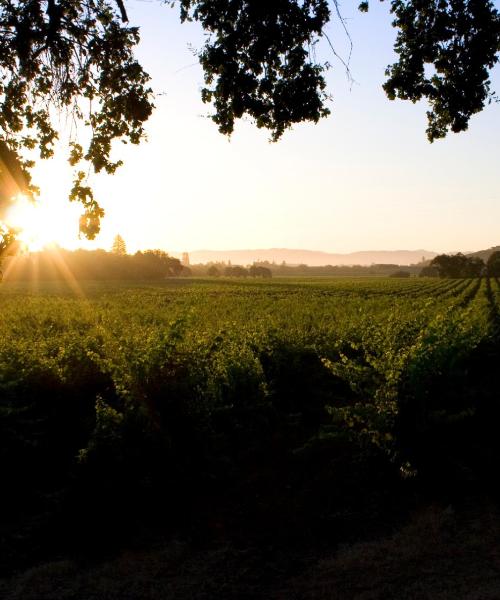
[29,1,500,254]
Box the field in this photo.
[2,276,500,597]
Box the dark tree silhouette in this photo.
[207,265,220,277]
[3,247,185,280]
[224,265,248,277]
[464,256,486,278]
[383,0,500,141]
[390,270,411,278]
[249,264,272,278]
[419,265,439,277]
[487,250,500,277]
[181,0,500,142]
[133,249,184,278]
[0,0,498,251]
[0,0,153,243]
[0,225,16,260]
[430,253,485,278]
[179,0,332,141]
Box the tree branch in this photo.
[115,0,128,23]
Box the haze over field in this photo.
[175,248,438,266]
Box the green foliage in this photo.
[2,275,500,564]
[322,277,491,471]
[1,0,499,252]
[207,264,220,277]
[487,250,500,277]
[431,253,485,278]
[0,0,153,239]
[390,270,411,278]
[224,264,249,277]
[249,264,272,278]
[179,0,331,141]
[0,222,17,261]
[384,0,500,141]
[0,276,493,462]
[3,247,184,280]
[179,0,500,142]
[419,264,439,277]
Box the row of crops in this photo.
[1,276,500,570]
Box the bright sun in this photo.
[5,194,81,252]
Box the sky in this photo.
[13,0,500,255]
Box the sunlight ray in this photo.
[2,253,21,281]
[46,248,86,298]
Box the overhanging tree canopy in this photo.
[0,0,499,248]
[182,0,500,142]
[0,0,153,242]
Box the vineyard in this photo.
[2,276,500,594]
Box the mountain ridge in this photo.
[467,246,500,262]
[172,248,438,267]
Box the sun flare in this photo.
[4,194,80,252]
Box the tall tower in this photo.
[181,252,190,267]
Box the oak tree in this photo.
[0,0,498,253]
[0,0,153,248]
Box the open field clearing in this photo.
[2,276,500,598]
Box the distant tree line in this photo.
[3,248,189,281]
[13,250,492,282]
[194,261,417,278]
[390,270,411,278]
[206,263,272,278]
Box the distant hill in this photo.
[467,246,500,262]
[176,248,438,267]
